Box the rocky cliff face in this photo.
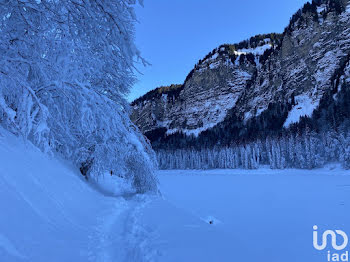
[131,0,350,149]
[131,36,278,136]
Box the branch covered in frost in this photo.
[0,0,158,193]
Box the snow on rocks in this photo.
[284,95,319,127]
[234,43,272,56]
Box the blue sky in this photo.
[128,0,309,102]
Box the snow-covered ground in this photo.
[2,128,350,262]
[136,168,350,262]
[0,128,148,262]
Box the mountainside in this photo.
[131,0,350,151]
[132,33,282,136]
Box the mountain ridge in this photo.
[131,0,350,151]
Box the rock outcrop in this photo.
[131,0,350,149]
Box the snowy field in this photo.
[136,168,350,262]
[1,128,350,262]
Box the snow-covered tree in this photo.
[0,0,158,193]
[156,130,347,170]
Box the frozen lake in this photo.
[136,168,350,262]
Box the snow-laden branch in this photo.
[0,0,158,193]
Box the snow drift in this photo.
[0,127,133,261]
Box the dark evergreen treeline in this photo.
[285,0,346,35]
[154,79,350,169]
[157,128,350,170]
[231,33,283,51]
[206,33,283,67]
[149,54,350,169]
[156,74,350,169]
[131,84,183,106]
[199,33,283,65]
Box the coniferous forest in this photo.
[142,45,350,169]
